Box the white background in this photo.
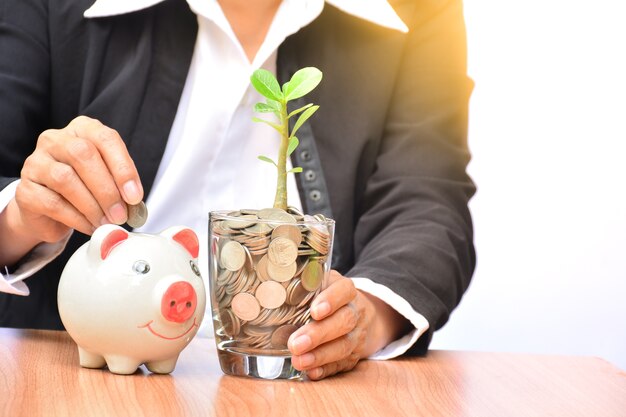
[430,1,626,370]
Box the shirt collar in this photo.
[84,0,408,33]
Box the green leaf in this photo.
[287,136,299,156]
[250,69,283,102]
[258,155,277,166]
[254,103,276,113]
[288,167,303,173]
[252,117,282,133]
[284,67,323,101]
[291,105,319,138]
[287,103,313,119]
[265,99,281,111]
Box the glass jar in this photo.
[208,208,334,379]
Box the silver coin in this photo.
[220,241,246,272]
[127,201,148,228]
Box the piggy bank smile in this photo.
[138,317,199,340]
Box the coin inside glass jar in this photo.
[266,261,297,283]
[210,209,334,353]
[270,324,298,348]
[231,293,261,321]
[267,237,298,267]
[220,241,246,271]
[301,260,323,291]
[255,281,286,309]
[271,224,302,246]
[286,278,310,306]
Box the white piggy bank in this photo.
[58,224,206,375]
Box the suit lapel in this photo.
[79,0,198,199]
[278,8,344,268]
[127,1,198,198]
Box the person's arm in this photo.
[0,180,71,296]
[289,0,475,379]
[0,194,47,267]
[0,181,71,286]
[351,277,430,359]
[346,0,475,352]
[0,1,144,268]
[0,0,52,266]
[0,115,146,267]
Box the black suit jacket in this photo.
[0,0,475,354]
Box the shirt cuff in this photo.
[0,179,72,296]
[351,277,430,360]
[0,179,19,211]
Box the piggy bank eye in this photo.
[133,260,151,275]
[190,260,201,277]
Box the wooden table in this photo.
[1,329,624,416]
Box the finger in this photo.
[288,304,359,355]
[43,129,128,224]
[16,180,94,238]
[70,116,143,204]
[328,269,343,284]
[310,272,357,320]
[25,156,106,229]
[307,354,361,381]
[291,328,362,371]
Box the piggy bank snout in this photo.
[161,281,197,323]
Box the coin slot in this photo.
[190,260,201,276]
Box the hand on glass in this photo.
[289,270,411,380]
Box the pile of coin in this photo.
[210,207,332,350]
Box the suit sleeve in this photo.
[346,0,475,354]
[0,0,51,185]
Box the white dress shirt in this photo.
[0,0,427,359]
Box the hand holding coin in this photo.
[1,115,144,267]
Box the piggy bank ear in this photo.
[161,226,199,259]
[88,224,129,261]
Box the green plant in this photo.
[250,67,322,210]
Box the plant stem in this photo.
[273,103,289,210]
